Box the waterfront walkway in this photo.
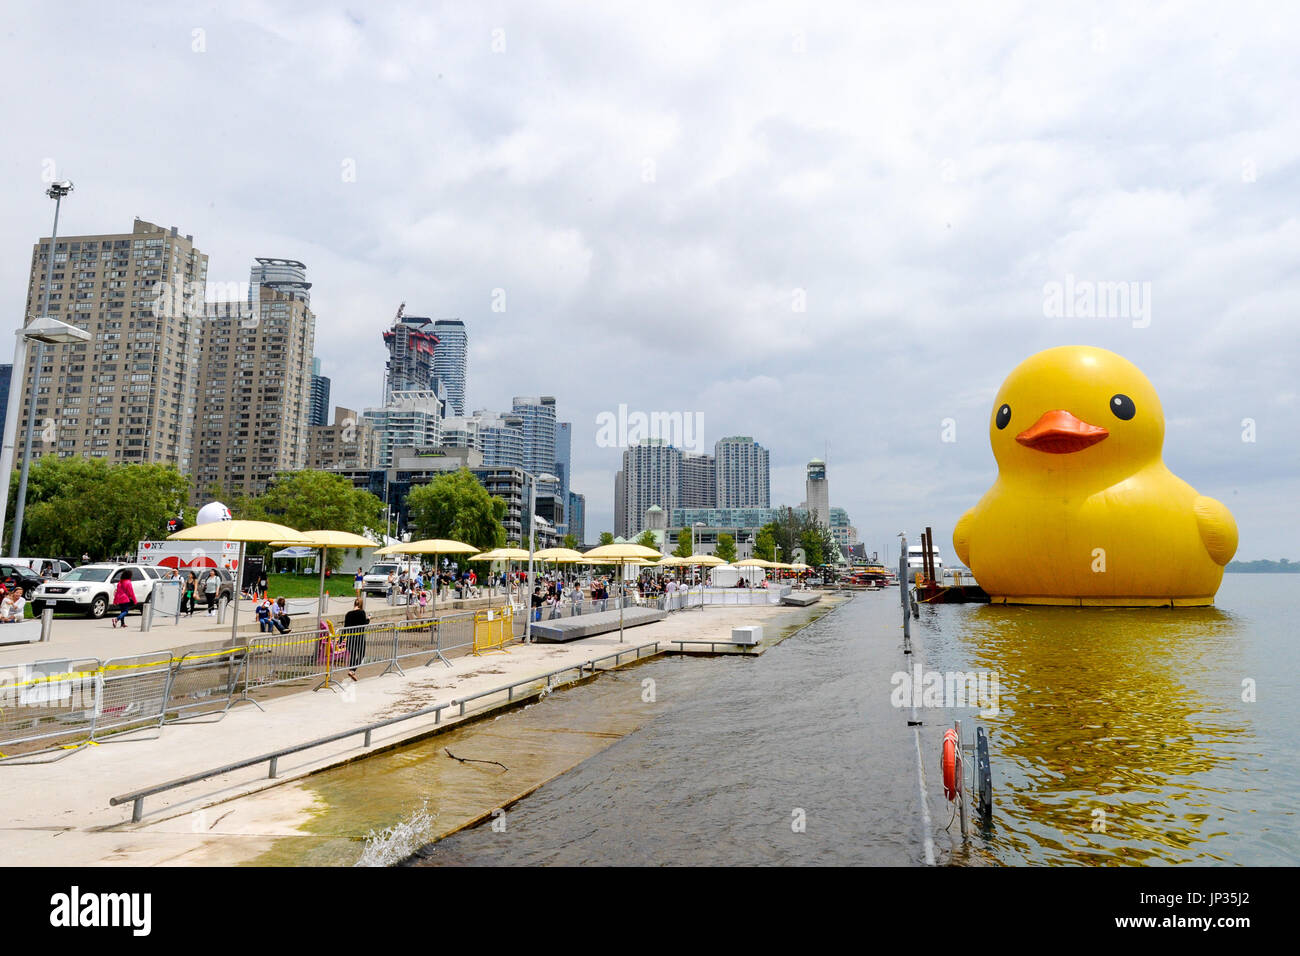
[0,600,833,866]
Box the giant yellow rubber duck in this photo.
[953,346,1237,606]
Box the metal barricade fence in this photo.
[166,647,246,723]
[428,611,477,662]
[0,656,103,762]
[246,630,333,690]
[93,652,175,741]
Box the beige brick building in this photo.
[192,287,315,500]
[307,405,377,471]
[20,218,208,467]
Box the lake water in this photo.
[272,575,1299,866]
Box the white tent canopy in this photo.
[272,546,316,559]
[708,564,765,587]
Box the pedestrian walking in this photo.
[203,569,219,615]
[256,570,269,601]
[354,569,364,598]
[343,597,369,680]
[183,572,197,615]
[112,570,137,628]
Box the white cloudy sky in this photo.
[3,2,1298,558]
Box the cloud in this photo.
[2,1,1297,557]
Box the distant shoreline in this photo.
[1225,561,1299,573]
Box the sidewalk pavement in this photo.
[0,602,813,866]
[0,592,503,669]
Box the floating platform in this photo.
[529,607,667,643]
[780,593,822,607]
[915,582,989,604]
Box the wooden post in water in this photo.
[924,526,935,585]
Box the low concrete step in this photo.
[529,607,667,643]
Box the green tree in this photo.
[753,528,777,562]
[715,532,738,563]
[598,531,615,546]
[635,529,659,551]
[405,469,507,551]
[241,469,385,569]
[672,528,693,558]
[13,456,191,561]
[563,533,579,550]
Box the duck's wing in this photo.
[1193,495,1238,566]
[953,508,974,568]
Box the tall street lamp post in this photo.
[523,470,558,644]
[3,183,85,557]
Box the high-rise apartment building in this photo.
[432,319,467,416]
[829,506,855,556]
[805,458,829,527]
[20,218,208,469]
[364,390,444,468]
[0,365,11,445]
[193,285,315,499]
[440,409,524,468]
[614,467,626,540]
[620,439,680,536]
[714,436,770,508]
[554,421,573,527]
[680,452,716,509]
[250,257,311,304]
[307,405,376,471]
[511,396,556,479]
[567,491,586,545]
[382,312,437,402]
[309,357,330,427]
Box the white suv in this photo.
[30,564,159,619]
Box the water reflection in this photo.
[929,602,1249,864]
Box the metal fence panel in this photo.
[246,631,331,689]
[93,653,174,740]
[0,657,103,762]
[166,648,244,722]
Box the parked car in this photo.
[0,562,46,596]
[362,562,404,596]
[187,567,236,614]
[11,557,73,579]
[29,563,160,619]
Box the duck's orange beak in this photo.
[1016,409,1109,454]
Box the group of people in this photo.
[0,587,26,623]
[255,595,294,633]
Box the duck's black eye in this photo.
[995,404,1011,429]
[1109,394,1136,421]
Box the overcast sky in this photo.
[3,2,1297,558]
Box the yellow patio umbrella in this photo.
[734,557,776,595]
[680,552,726,608]
[580,543,661,642]
[534,547,584,562]
[375,538,480,603]
[168,520,310,645]
[268,529,378,635]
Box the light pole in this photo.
[5,183,82,557]
[523,470,558,644]
[0,316,91,554]
[692,521,706,608]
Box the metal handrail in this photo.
[109,640,661,823]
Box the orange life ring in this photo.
[942,729,959,800]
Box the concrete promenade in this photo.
[0,598,841,866]
[0,591,507,669]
